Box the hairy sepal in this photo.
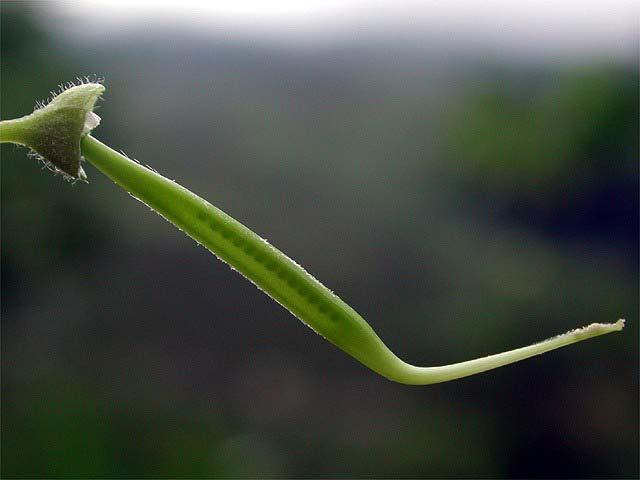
[19,82,104,180]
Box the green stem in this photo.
[0,118,30,145]
[80,134,624,385]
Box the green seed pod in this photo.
[0,79,626,385]
[0,82,104,180]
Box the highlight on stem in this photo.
[0,79,626,385]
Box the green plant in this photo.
[0,80,625,384]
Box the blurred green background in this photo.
[1,2,638,478]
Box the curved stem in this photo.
[80,134,624,385]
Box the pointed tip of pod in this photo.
[612,318,625,330]
[7,81,105,181]
[572,319,625,336]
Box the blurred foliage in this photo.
[448,68,637,192]
[445,66,638,244]
[1,3,638,478]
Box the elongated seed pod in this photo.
[0,82,625,385]
[80,135,625,385]
[81,135,407,379]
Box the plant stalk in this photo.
[0,118,30,145]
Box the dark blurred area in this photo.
[1,2,638,478]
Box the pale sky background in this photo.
[45,0,638,60]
